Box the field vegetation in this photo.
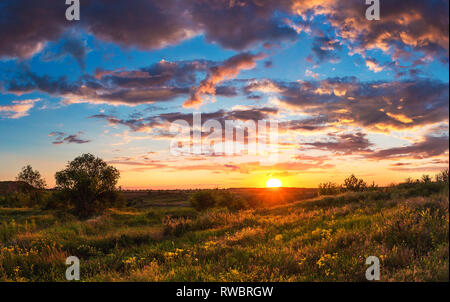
[0,154,448,281]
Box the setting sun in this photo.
[266,178,282,188]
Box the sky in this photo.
[0,0,448,189]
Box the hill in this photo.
[0,181,36,194]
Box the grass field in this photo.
[0,185,448,282]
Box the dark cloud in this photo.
[6,54,256,106]
[90,107,279,134]
[292,0,449,63]
[310,35,342,63]
[366,135,449,160]
[303,132,373,154]
[189,0,297,50]
[0,0,66,58]
[265,77,449,132]
[49,131,91,145]
[0,0,297,60]
[280,116,330,132]
[1,0,448,66]
[41,32,87,69]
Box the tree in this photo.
[343,174,367,192]
[16,165,46,189]
[55,154,120,218]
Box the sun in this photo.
[266,178,282,188]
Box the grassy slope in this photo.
[0,190,448,281]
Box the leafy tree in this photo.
[16,165,46,189]
[55,154,120,218]
[343,174,367,192]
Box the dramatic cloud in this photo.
[41,33,87,69]
[303,132,373,154]
[0,98,40,119]
[90,107,279,134]
[310,35,342,63]
[0,0,297,60]
[291,0,449,63]
[366,135,449,160]
[184,52,266,107]
[0,0,66,58]
[5,56,251,106]
[49,131,91,145]
[259,77,449,132]
[1,0,448,68]
[189,0,297,50]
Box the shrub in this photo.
[189,190,216,211]
[318,182,341,196]
[421,174,432,184]
[435,169,449,184]
[215,190,248,211]
[343,174,367,192]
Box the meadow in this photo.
[0,176,448,282]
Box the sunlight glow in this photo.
[266,178,282,188]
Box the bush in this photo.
[343,174,367,192]
[318,182,341,196]
[215,191,248,211]
[435,169,449,184]
[189,190,216,211]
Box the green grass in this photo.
[0,189,448,281]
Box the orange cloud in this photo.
[0,98,40,119]
[184,52,266,108]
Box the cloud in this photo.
[280,116,330,132]
[0,0,66,59]
[291,0,449,63]
[310,35,342,63]
[41,32,87,69]
[49,131,91,145]
[365,58,384,73]
[90,107,279,134]
[268,77,449,132]
[303,132,373,154]
[0,98,40,119]
[6,57,247,107]
[184,52,266,107]
[365,135,449,160]
[0,0,298,60]
[189,0,297,50]
[305,69,320,79]
[1,0,447,67]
